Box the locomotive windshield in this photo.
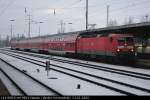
[118,37,134,43]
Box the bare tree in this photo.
[124,17,134,25]
[108,19,118,27]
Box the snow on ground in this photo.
[0,60,57,96]
[0,53,123,95]
[4,50,150,92]
[54,56,150,75]
[0,70,22,95]
[7,49,150,75]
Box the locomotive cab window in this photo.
[118,38,125,43]
[118,37,133,43]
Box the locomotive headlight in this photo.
[117,49,120,52]
[131,49,134,52]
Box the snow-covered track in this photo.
[0,67,27,96]
[0,57,62,96]
[1,50,150,95]
[2,49,150,80]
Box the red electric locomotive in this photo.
[76,33,135,62]
[11,32,135,63]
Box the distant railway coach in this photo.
[11,33,79,55]
[11,32,136,63]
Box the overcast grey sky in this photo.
[0,0,150,39]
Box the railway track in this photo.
[0,67,27,96]
[1,50,150,95]
[2,49,150,80]
[0,57,62,96]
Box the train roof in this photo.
[12,31,80,41]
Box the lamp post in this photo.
[86,0,88,30]
[38,22,44,36]
[58,20,65,34]
[107,5,110,27]
[10,19,15,41]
